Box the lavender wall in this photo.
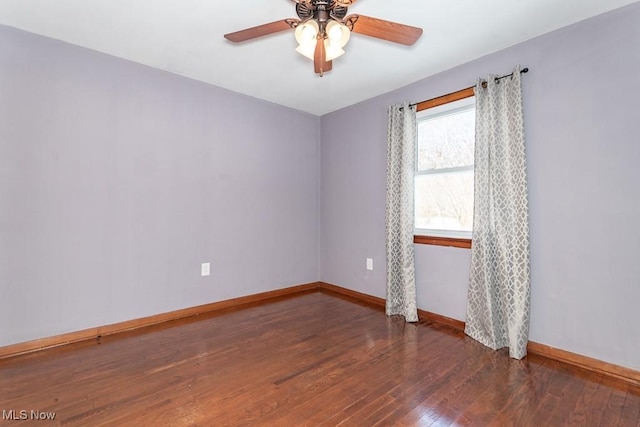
[320,3,640,370]
[0,26,320,347]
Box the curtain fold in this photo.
[385,103,418,322]
[465,66,531,359]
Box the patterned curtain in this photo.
[465,66,531,359]
[385,103,418,322]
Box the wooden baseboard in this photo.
[317,282,466,331]
[417,309,466,331]
[3,280,638,387]
[0,282,319,360]
[527,342,640,387]
[318,282,386,308]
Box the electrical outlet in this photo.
[366,258,373,271]
[201,262,210,277]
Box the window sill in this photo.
[414,235,472,249]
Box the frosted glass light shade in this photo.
[295,19,349,62]
[324,40,345,61]
[294,20,319,45]
[325,20,350,48]
[296,41,317,60]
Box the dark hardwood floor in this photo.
[1,290,638,426]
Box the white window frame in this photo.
[414,95,476,240]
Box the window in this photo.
[414,91,475,248]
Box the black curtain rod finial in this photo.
[490,67,529,84]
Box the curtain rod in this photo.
[407,67,529,109]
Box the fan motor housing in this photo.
[296,1,349,22]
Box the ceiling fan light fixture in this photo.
[224,1,423,76]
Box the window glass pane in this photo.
[415,171,474,232]
[417,108,475,171]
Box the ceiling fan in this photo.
[224,0,423,76]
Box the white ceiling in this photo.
[0,0,637,115]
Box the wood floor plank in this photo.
[404,344,504,425]
[1,291,639,426]
[619,387,640,427]
[532,361,590,426]
[599,382,632,427]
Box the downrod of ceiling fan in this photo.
[308,1,331,35]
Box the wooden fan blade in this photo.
[224,20,295,43]
[346,15,422,46]
[313,38,333,75]
[313,38,324,74]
